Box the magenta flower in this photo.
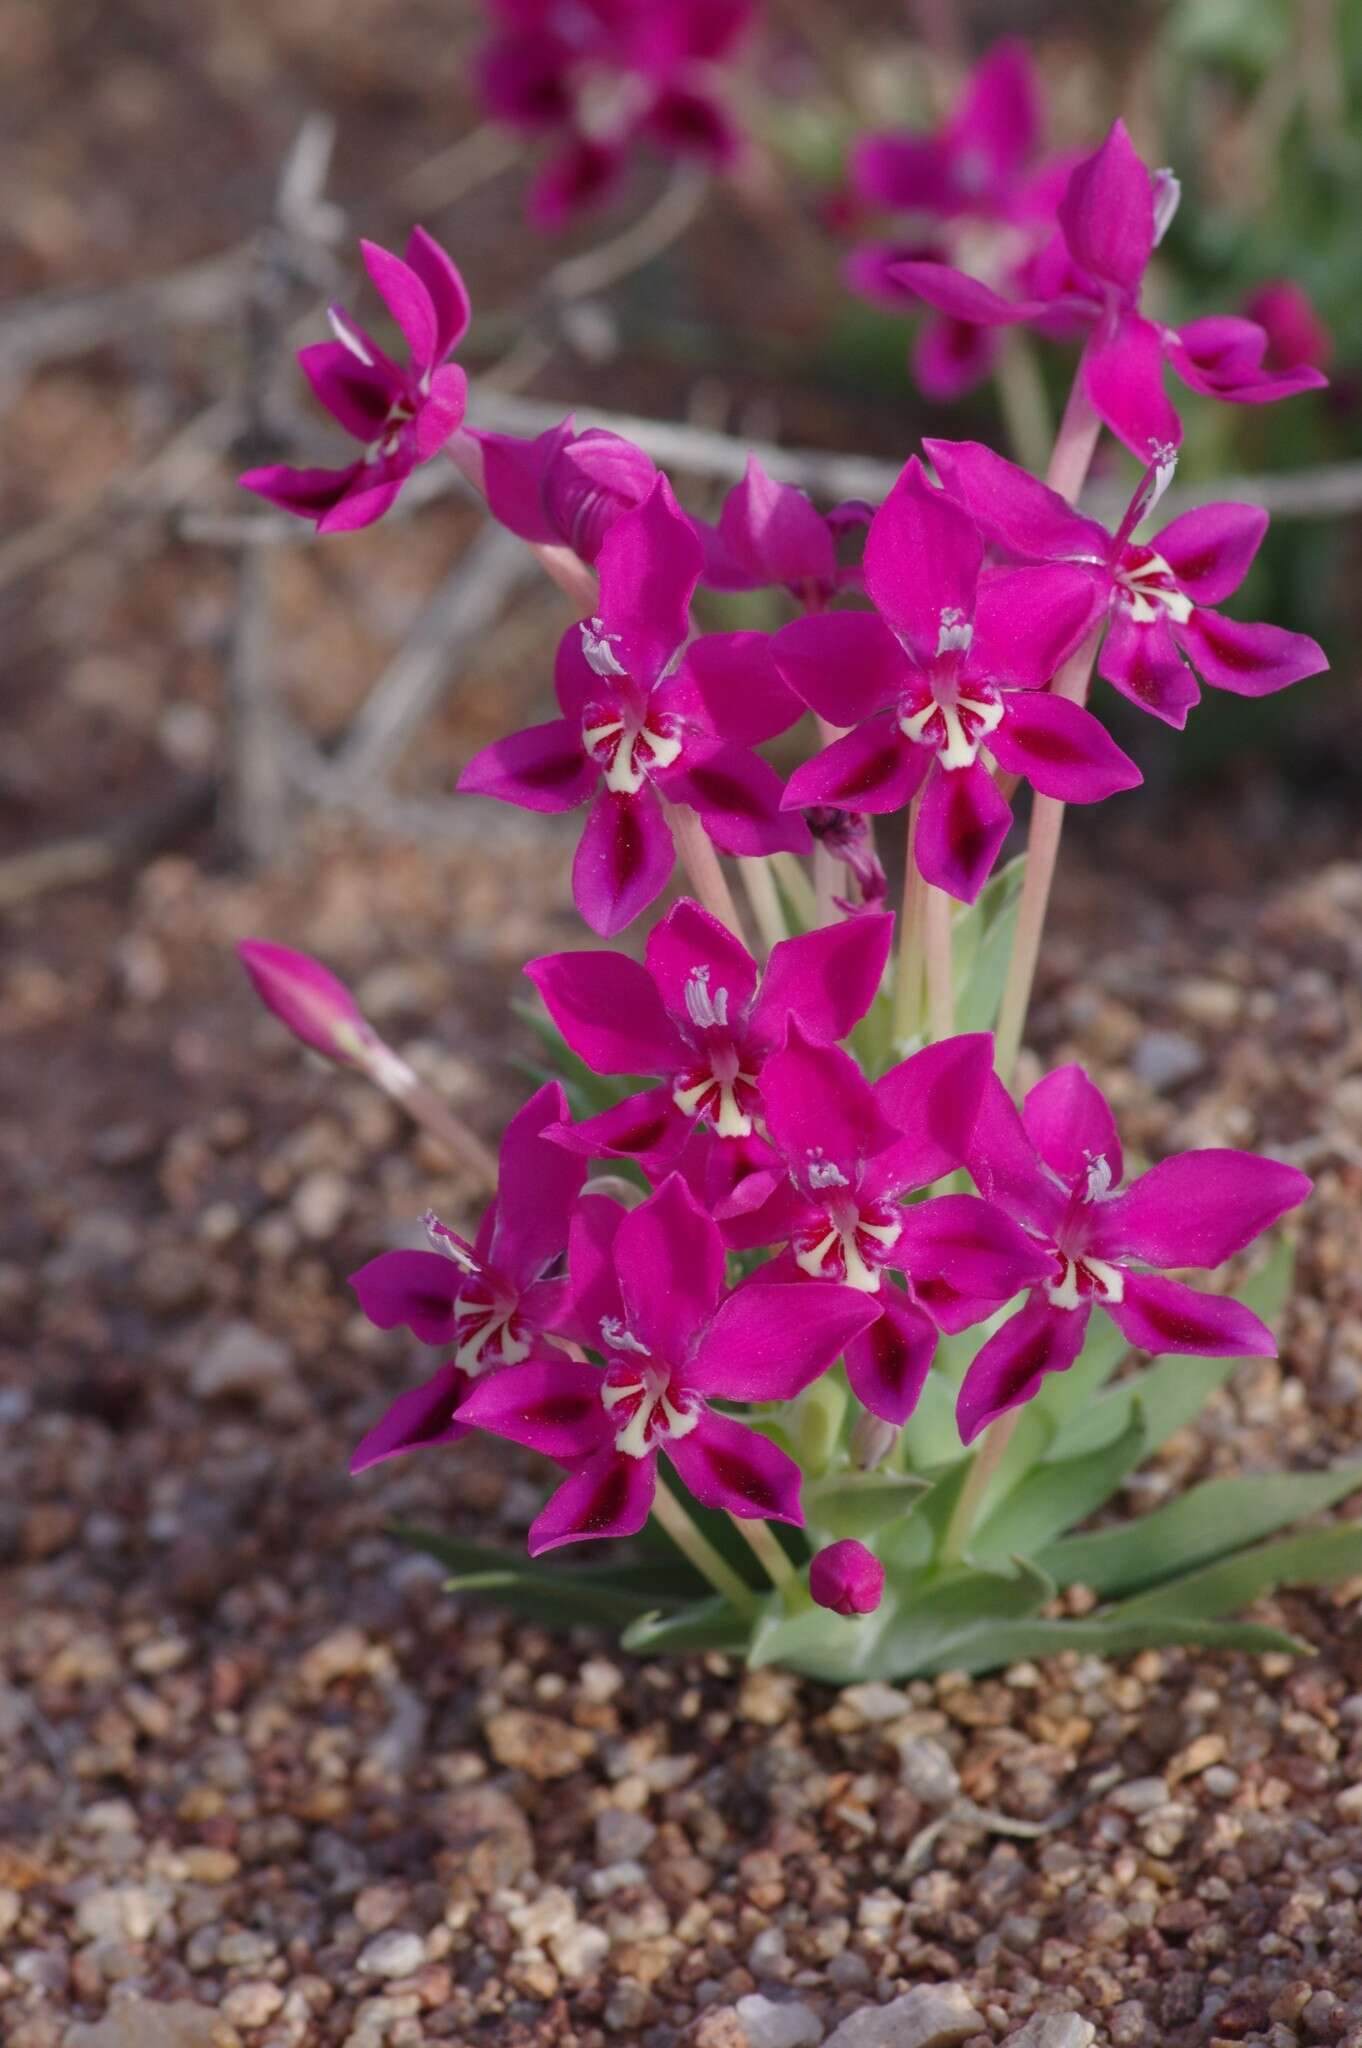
[240,229,470,533]
[238,939,385,1070]
[806,808,887,914]
[347,1082,585,1472]
[846,39,1078,400]
[696,455,870,606]
[773,458,1140,902]
[528,894,892,1172]
[927,439,1329,728]
[894,122,1327,459]
[958,1065,1312,1443]
[1243,280,1332,373]
[477,0,754,230]
[458,478,809,935]
[457,1175,877,1552]
[719,1023,1051,1424]
[810,1538,885,1616]
[466,416,658,566]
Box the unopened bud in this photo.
[850,1409,899,1471]
[809,1539,884,1617]
[237,940,412,1091]
[789,1373,847,1476]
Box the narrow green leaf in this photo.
[863,1556,1056,1680]
[1033,1315,1132,1440]
[906,1611,1304,1675]
[1041,1463,1362,1598]
[952,853,1026,1035]
[972,1406,1149,1565]
[392,1525,665,1626]
[806,1471,931,1543]
[620,1598,752,1656]
[746,1599,888,1681]
[1115,1521,1362,1623]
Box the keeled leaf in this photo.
[971,1405,1149,1566]
[913,1611,1303,1674]
[806,1470,931,1543]
[1041,1462,1362,1598]
[1114,1520,1362,1624]
[392,1525,670,1627]
[620,1597,753,1656]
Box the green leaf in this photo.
[915,1611,1303,1673]
[392,1526,667,1627]
[620,1598,752,1656]
[806,1470,931,1543]
[1033,1315,1132,1438]
[972,1405,1150,1565]
[1041,1462,1362,1598]
[865,1556,1056,1679]
[951,853,1026,1035]
[1114,1521,1362,1624]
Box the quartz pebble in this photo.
[356,1929,425,1978]
[735,1993,825,2047]
[823,1984,981,2048]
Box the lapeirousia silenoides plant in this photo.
[234,67,1357,1683]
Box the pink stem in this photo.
[662,798,743,937]
[1044,365,1103,504]
[922,884,954,1043]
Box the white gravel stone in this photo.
[1004,2018,1097,2048]
[823,1983,981,2048]
[736,1992,825,2047]
[355,1928,425,1978]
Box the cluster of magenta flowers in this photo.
[237,59,1331,1637]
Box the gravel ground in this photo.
[3,798,1362,2048]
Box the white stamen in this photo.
[1152,169,1181,245]
[684,967,729,1032]
[423,1211,479,1274]
[936,607,974,658]
[806,1153,850,1191]
[1084,1153,1117,1202]
[327,305,375,366]
[600,1317,649,1356]
[581,619,628,677]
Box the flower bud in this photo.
[237,940,403,1083]
[788,1373,848,1476]
[850,1408,899,1472]
[809,1539,885,1617]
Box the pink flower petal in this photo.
[530,1448,657,1554]
[1169,316,1328,405]
[662,738,812,857]
[1098,611,1200,727]
[892,1193,1053,1323]
[615,1174,726,1363]
[457,1357,614,1461]
[952,37,1041,191]
[889,260,1043,326]
[1176,611,1329,698]
[457,718,596,814]
[238,461,360,523]
[989,691,1142,804]
[925,438,1107,563]
[645,896,760,1028]
[843,1286,938,1425]
[913,761,1012,904]
[1087,1150,1311,1270]
[524,950,681,1075]
[487,1081,588,1291]
[1022,1063,1122,1190]
[645,83,739,165]
[681,632,806,746]
[851,133,954,211]
[750,911,894,1052]
[562,1192,627,1348]
[689,1281,877,1402]
[912,312,1000,400]
[595,476,701,686]
[717,455,837,593]
[549,1088,692,1178]
[472,420,571,544]
[572,788,675,937]
[771,610,910,726]
[413,364,468,461]
[966,1071,1068,1239]
[870,1033,995,1196]
[404,225,472,357]
[969,565,1106,689]
[236,938,369,1063]
[1056,120,1154,293]
[957,1293,1091,1442]
[1151,501,1267,604]
[350,1360,472,1473]
[349,1250,464,1346]
[315,472,406,534]
[1083,311,1184,463]
[361,238,440,377]
[544,428,657,564]
[760,1021,901,1195]
[665,1409,804,1524]
[1105,1272,1277,1359]
[863,456,982,668]
[297,339,396,441]
[783,718,930,818]
[529,139,626,230]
